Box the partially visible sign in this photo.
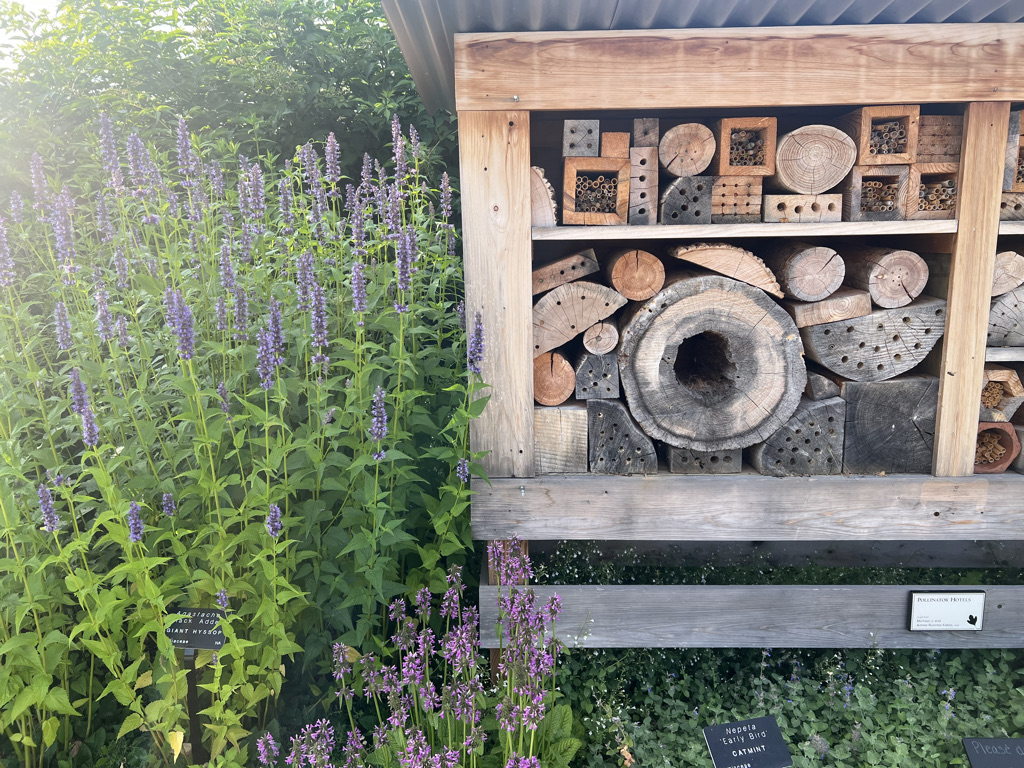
[908,591,985,631]
[703,716,792,768]
[165,608,225,650]
[962,738,1024,768]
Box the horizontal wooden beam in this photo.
[987,348,1024,362]
[471,473,1024,541]
[479,585,1024,648]
[455,24,1024,111]
[532,220,957,241]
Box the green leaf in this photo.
[117,712,144,740]
[42,716,59,748]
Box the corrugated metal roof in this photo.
[381,0,1024,112]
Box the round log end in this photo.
[533,351,576,406]
[869,249,929,308]
[607,249,666,301]
[659,123,715,177]
[583,320,619,355]
[774,125,857,194]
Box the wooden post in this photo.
[458,111,533,478]
[934,101,1010,477]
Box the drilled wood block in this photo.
[838,105,920,165]
[588,399,657,476]
[748,396,845,476]
[1000,193,1024,221]
[629,147,658,225]
[711,117,777,176]
[532,248,600,295]
[534,404,588,475]
[563,119,599,157]
[909,163,958,220]
[842,165,911,222]
[601,131,631,159]
[762,194,843,223]
[918,115,963,164]
[574,352,620,400]
[665,446,741,474]
[842,375,938,475]
[660,176,712,224]
[659,123,715,177]
[1006,111,1022,192]
[711,176,762,223]
[633,118,660,148]
[989,286,1024,347]
[562,156,630,225]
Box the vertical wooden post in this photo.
[933,101,1010,477]
[458,111,534,477]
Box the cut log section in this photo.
[588,399,657,476]
[988,286,1024,347]
[618,273,806,451]
[842,245,928,308]
[534,404,588,475]
[841,375,938,475]
[805,365,842,401]
[582,319,619,355]
[574,352,619,400]
[532,248,599,295]
[992,251,1024,297]
[772,125,857,194]
[664,445,741,474]
[530,166,557,227]
[667,243,783,298]
[801,296,947,382]
[659,123,715,177]
[782,287,872,329]
[533,351,576,406]
[762,194,842,223]
[604,248,666,301]
[761,242,845,302]
[748,396,845,477]
[660,177,712,224]
[533,280,628,358]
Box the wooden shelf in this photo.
[987,347,1024,361]
[999,221,1024,235]
[533,220,959,241]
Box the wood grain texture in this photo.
[783,287,872,328]
[588,399,657,476]
[805,369,842,401]
[838,105,920,166]
[459,110,533,478]
[1004,110,1021,192]
[988,285,1024,347]
[563,119,598,157]
[935,101,1011,477]
[633,118,659,148]
[574,352,619,400]
[601,132,630,159]
[582,319,619,355]
[762,242,845,302]
[842,245,929,308]
[748,396,846,477]
[842,164,911,222]
[533,352,576,406]
[604,248,665,301]
[761,194,843,223]
[529,166,557,227]
[659,123,715,177]
[478,584,1024,648]
[531,248,599,295]
[533,404,588,475]
[842,376,938,474]
[992,251,1024,297]
[533,221,958,241]
[628,147,658,225]
[471,473,1024,542]
[667,243,783,297]
[711,176,762,223]
[664,446,741,474]
[918,114,964,165]
[659,176,712,225]
[533,280,627,357]
[1000,192,1024,221]
[562,156,630,225]
[454,26,1024,111]
[773,125,856,194]
[986,347,1024,362]
[909,163,958,220]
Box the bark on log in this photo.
[664,445,741,474]
[533,281,627,358]
[574,352,619,400]
[748,396,846,476]
[659,123,715,177]
[992,251,1024,297]
[582,319,619,355]
[841,375,938,475]
[604,248,666,301]
[588,399,657,476]
[532,248,599,295]
[801,296,946,382]
[618,273,806,451]
[773,125,857,194]
[534,404,588,474]
[782,287,872,328]
[533,352,576,406]
[530,166,557,227]
[762,242,845,302]
[842,245,928,308]
[668,242,783,298]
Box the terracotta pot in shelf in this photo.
[974,422,1021,474]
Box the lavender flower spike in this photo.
[368,386,388,460]
[99,113,124,192]
[467,311,485,375]
[68,368,99,447]
[127,501,144,543]
[39,484,59,532]
[0,217,13,287]
[54,302,72,350]
[265,504,283,538]
[256,297,285,390]
[256,733,279,767]
[216,589,229,610]
[162,492,176,517]
[456,458,470,484]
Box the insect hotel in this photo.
[384,1,1024,648]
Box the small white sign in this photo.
[909,591,985,631]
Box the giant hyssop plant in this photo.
[0,114,482,765]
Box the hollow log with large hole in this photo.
[618,272,806,451]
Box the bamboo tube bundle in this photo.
[860,179,899,213]
[1017,146,1024,185]
[869,119,909,156]
[917,178,957,212]
[729,129,766,167]
[574,174,619,214]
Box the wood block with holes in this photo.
[842,165,911,222]
[748,396,845,477]
[633,118,659,148]
[562,156,630,225]
[629,147,658,225]
[601,132,630,159]
[1006,111,1021,192]
[918,115,963,164]
[1000,192,1024,221]
[533,280,628,357]
[532,248,600,295]
[841,375,938,474]
[783,287,872,328]
[574,352,619,400]
[534,404,588,475]
[711,117,777,176]
[588,399,657,476]
[563,119,599,157]
[988,286,1024,347]
[711,176,762,223]
[910,163,958,220]
[762,194,842,223]
[664,445,741,474]
[659,176,712,225]
[837,105,920,165]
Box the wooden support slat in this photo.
[478,584,1024,648]
[459,110,533,478]
[533,221,958,240]
[934,101,1011,477]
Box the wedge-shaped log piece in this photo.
[801,296,946,382]
[773,125,857,194]
[575,352,619,400]
[604,248,665,301]
[534,404,588,475]
[533,281,627,358]
[668,242,783,298]
[588,399,657,476]
[748,396,845,477]
[762,242,845,302]
[582,319,619,355]
[843,245,928,309]
[660,177,712,224]
[532,248,599,295]
[530,166,557,227]
[664,445,741,474]
[842,375,938,475]
[989,286,1024,347]
[783,287,872,328]
[533,352,576,406]
[618,273,806,451]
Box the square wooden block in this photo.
[633,118,660,147]
[629,147,658,225]
[563,119,599,157]
[660,176,712,225]
[842,165,911,222]
[909,163,958,220]
[711,176,762,223]
[838,105,920,165]
[1000,192,1024,221]
[711,117,777,176]
[600,131,630,159]
[534,404,588,474]
[762,194,842,223]
[562,156,630,225]
[917,114,963,164]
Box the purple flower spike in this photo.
[30,153,48,209]
[256,732,279,766]
[68,368,99,447]
[286,719,335,768]
[265,504,282,538]
[0,217,14,287]
[99,113,124,193]
[49,187,78,285]
[232,285,249,340]
[351,262,366,324]
[219,242,236,291]
[39,484,59,533]
[8,190,24,223]
[368,385,388,442]
[127,501,144,543]
[456,458,470,484]
[162,492,175,517]
[467,311,485,375]
[54,302,72,350]
[116,316,130,347]
[310,282,328,371]
[256,298,285,390]
[325,132,341,185]
[216,589,229,610]
[215,296,228,332]
[217,381,230,414]
[163,288,195,360]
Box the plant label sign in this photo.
[703,716,792,768]
[962,738,1024,767]
[908,591,985,631]
[165,608,226,650]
